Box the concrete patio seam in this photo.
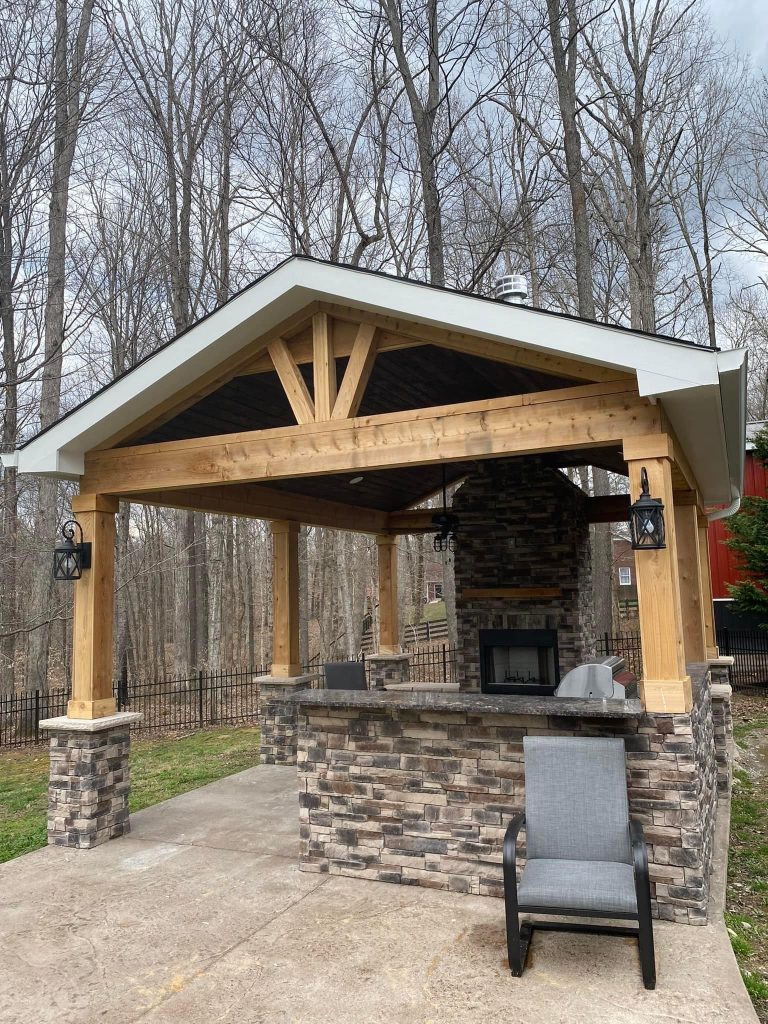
[126,872,331,1024]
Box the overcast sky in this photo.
[709,0,768,66]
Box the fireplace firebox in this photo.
[479,628,560,695]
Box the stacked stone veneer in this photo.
[367,654,410,690]
[47,724,132,848]
[298,666,724,925]
[258,676,311,765]
[452,458,595,691]
[711,683,734,795]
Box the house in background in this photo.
[611,534,638,621]
[708,420,767,631]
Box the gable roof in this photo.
[1,255,747,509]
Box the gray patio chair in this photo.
[324,661,367,690]
[503,736,655,989]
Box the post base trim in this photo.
[641,676,692,714]
[65,697,118,720]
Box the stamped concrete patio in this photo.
[0,764,757,1024]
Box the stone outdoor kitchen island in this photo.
[1,258,743,927]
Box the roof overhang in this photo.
[1,257,748,509]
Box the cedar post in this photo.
[673,498,707,664]
[67,493,119,720]
[697,513,719,659]
[626,452,691,713]
[376,534,401,655]
[271,520,302,676]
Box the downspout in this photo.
[706,486,741,522]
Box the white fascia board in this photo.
[0,452,18,470]
[16,264,315,476]
[14,258,726,478]
[302,262,721,391]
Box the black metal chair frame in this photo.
[502,813,656,990]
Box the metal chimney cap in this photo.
[495,274,528,305]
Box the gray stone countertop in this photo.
[292,688,644,718]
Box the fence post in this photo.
[198,669,204,727]
[117,663,128,711]
[721,627,730,658]
[34,690,40,744]
[442,643,448,686]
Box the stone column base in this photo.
[709,656,734,686]
[39,712,142,850]
[257,675,312,765]
[711,682,734,795]
[367,653,410,689]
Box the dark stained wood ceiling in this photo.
[127,344,626,512]
[132,344,578,445]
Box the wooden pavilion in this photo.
[3,256,746,724]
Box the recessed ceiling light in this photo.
[349,475,364,485]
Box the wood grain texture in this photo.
[332,322,377,420]
[271,521,301,676]
[674,502,707,663]
[697,514,718,658]
[627,456,690,712]
[68,497,118,719]
[376,535,401,654]
[267,337,316,424]
[312,312,337,421]
[123,483,389,532]
[83,384,658,496]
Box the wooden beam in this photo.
[97,303,319,449]
[461,587,563,599]
[627,455,690,713]
[585,494,630,524]
[267,337,315,424]
[698,513,719,659]
[312,312,336,421]
[68,494,119,719]
[317,302,631,384]
[376,535,400,654]
[83,382,659,497]
[332,323,377,420]
[271,521,301,677]
[623,432,700,501]
[122,483,389,533]
[674,502,707,664]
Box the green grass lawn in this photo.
[727,709,768,1022]
[0,726,260,864]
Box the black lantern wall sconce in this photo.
[52,520,92,581]
[432,467,459,553]
[629,468,666,550]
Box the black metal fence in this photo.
[0,643,460,750]
[595,631,644,678]
[716,628,768,692]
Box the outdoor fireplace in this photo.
[479,628,560,695]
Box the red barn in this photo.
[708,420,767,629]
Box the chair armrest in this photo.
[503,812,526,874]
[629,819,648,875]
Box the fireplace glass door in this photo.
[479,629,559,695]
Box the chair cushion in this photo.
[518,858,638,915]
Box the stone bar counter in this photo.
[291,666,731,926]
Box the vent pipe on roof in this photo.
[495,274,528,305]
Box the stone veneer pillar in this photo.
[710,682,733,796]
[40,712,142,849]
[452,458,594,691]
[257,675,312,764]
[366,653,410,689]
